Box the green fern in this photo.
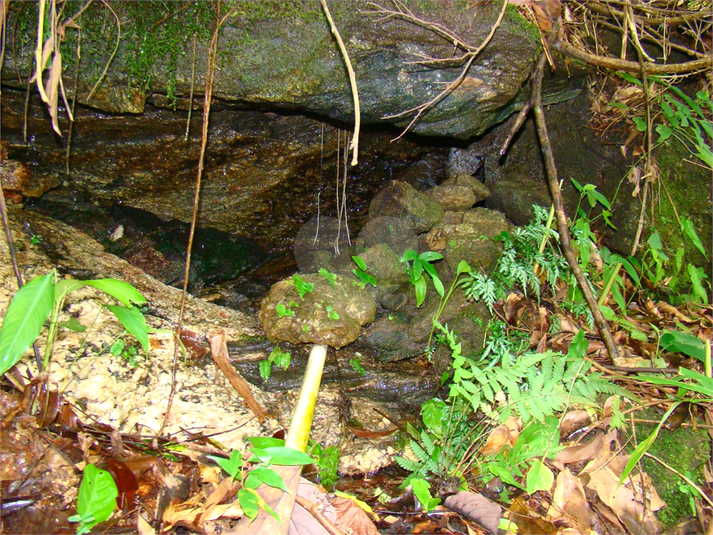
[436,321,628,424]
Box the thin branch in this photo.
[321,0,360,165]
[161,3,235,433]
[555,40,712,75]
[501,40,619,363]
[374,0,509,140]
[86,0,120,102]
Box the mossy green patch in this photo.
[630,409,709,527]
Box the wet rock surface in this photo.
[2,1,545,138]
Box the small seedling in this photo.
[276,303,295,318]
[326,305,339,320]
[259,347,291,381]
[400,249,444,307]
[318,268,337,287]
[68,464,119,535]
[293,275,314,299]
[352,256,376,288]
[349,357,365,376]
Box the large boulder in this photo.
[2,2,545,138]
[259,274,376,349]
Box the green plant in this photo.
[259,347,291,381]
[110,339,141,368]
[351,256,376,288]
[276,303,295,318]
[292,275,314,299]
[349,356,365,376]
[318,268,337,287]
[310,443,341,489]
[68,464,119,535]
[325,305,339,320]
[208,437,314,523]
[400,249,444,307]
[622,366,713,484]
[461,205,567,312]
[437,323,627,424]
[0,270,150,375]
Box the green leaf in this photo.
[456,260,472,277]
[60,317,87,333]
[421,398,447,435]
[680,217,708,260]
[688,264,709,304]
[620,402,681,485]
[292,275,314,300]
[619,72,642,86]
[238,488,260,521]
[660,330,706,362]
[247,436,285,449]
[526,460,554,495]
[55,279,86,302]
[259,359,272,381]
[431,274,445,298]
[244,467,288,492]
[105,305,150,354]
[410,478,440,512]
[632,116,647,132]
[248,446,313,466]
[655,124,672,143]
[401,249,419,262]
[419,251,443,262]
[414,277,427,307]
[352,256,367,271]
[0,272,55,376]
[73,464,118,531]
[85,279,146,307]
[318,268,337,287]
[208,449,243,480]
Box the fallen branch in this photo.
[208,332,268,424]
[501,31,619,364]
[555,40,712,75]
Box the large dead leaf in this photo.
[332,496,379,535]
[585,464,663,535]
[554,430,606,467]
[547,469,590,531]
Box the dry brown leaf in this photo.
[504,293,525,324]
[137,511,156,535]
[480,417,521,456]
[443,491,502,535]
[554,431,605,467]
[229,464,302,535]
[209,332,268,423]
[559,410,593,438]
[332,496,379,535]
[602,395,626,419]
[585,466,662,535]
[548,469,590,531]
[656,301,694,323]
[579,429,618,475]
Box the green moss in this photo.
[504,3,540,45]
[630,410,709,527]
[647,139,712,299]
